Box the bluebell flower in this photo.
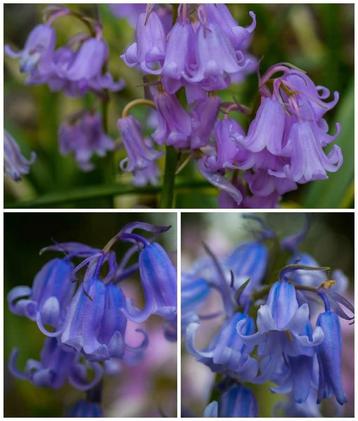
[69,399,102,417]
[181,275,211,329]
[152,88,192,148]
[61,277,148,361]
[9,337,103,391]
[238,280,323,383]
[204,383,258,417]
[117,115,161,186]
[121,11,166,74]
[316,310,347,405]
[59,112,115,171]
[126,240,177,323]
[186,313,258,381]
[224,240,268,304]
[5,24,56,78]
[4,131,36,181]
[8,258,74,336]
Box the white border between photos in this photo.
[1,1,357,421]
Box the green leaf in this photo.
[303,79,354,208]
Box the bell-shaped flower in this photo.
[241,97,286,155]
[4,131,36,181]
[224,240,268,299]
[185,21,244,90]
[190,95,221,149]
[5,24,56,78]
[61,278,148,361]
[121,11,166,75]
[275,120,343,183]
[204,383,258,417]
[316,310,347,405]
[152,89,192,148]
[59,112,115,171]
[202,5,256,51]
[206,117,245,171]
[126,241,177,323]
[9,337,103,391]
[8,258,74,337]
[117,115,161,186]
[161,16,194,94]
[186,313,258,381]
[69,400,102,417]
[237,280,324,382]
[181,275,211,329]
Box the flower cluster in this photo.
[182,216,353,416]
[7,222,177,415]
[118,4,342,207]
[5,4,343,207]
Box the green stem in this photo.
[9,181,213,208]
[160,147,179,208]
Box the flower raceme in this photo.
[7,222,177,413]
[182,217,353,416]
[4,4,344,207]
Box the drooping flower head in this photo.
[117,115,161,186]
[4,131,36,181]
[59,112,115,171]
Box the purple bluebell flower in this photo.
[61,277,148,361]
[109,4,146,27]
[316,310,347,405]
[117,115,161,186]
[5,24,56,78]
[8,258,74,337]
[190,95,221,149]
[4,131,36,181]
[241,64,343,185]
[204,384,258,417]
[9,337,103,391]
[205,117,245,171]
[121,11,166,74]
[152,88,192,148]
[59,112,115,171]
[203,5,256,51]
[186,313,258,381]
[69,399,102,417]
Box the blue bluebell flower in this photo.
[204,383,258,417]
[61,277,148,361]
[125,240,177,323]
[69,400,102,417]
[237,280,323,383]
[8,258,74,336]
[9,337,103,391]
[186,313,258,381]
[181,275,211,329]
[316,310,347,405]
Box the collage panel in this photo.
[4,212,177,417]
[181,212,354,417]
[4,3,354,209]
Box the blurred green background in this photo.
[5,212,177,417]
[4,4,354,208]
[181,213,354,416]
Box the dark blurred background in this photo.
[4,4,354,208]
[5,212,177,416]
[181,212,354,417]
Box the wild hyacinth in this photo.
[7,221,177,416]
[182,216,353,416]
[4,131,36,181]
[5,4,345,206]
